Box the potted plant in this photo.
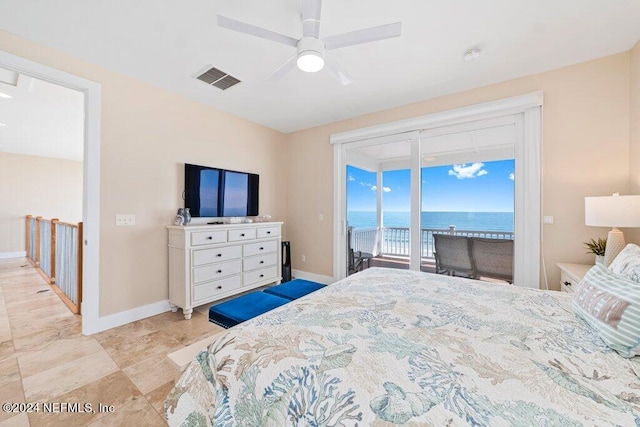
[584,238,606,265]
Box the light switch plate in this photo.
[543,215,554,224]
[116,214,136,226]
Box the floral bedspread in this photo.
[165,267,640,426]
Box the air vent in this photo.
[195,66,241,91]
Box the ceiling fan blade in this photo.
[326,60,353,86]
[268,54,298,81]
[217,15,298,47]
[324,22,402,51]
[302,0,322,38]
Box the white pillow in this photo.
[609,243,640,284]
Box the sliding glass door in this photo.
[334,97,541,287]
[343,134,417,275]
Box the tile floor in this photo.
[0,257,225,426]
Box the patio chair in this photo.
[348,248,364,275]
[470,237,514,283]
[346,226,364,275]
[433,234,475,278]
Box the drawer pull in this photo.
[216,253,222,257]
[260,260,264,264]
[217,286,222,290]
[240,233,245,237]
[217,269,222,273]
[260,274,264,278]
[564,281,571,287]
[207,236,213,240]
[259,247,264,250]
[266,231,271,234]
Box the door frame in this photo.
[0,50,102,334]
[332,92,542,288]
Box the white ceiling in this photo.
[1,0,639,134]
[0,69,84,161]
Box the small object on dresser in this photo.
[255,214,272,223]
[583,237,606,265]
[183,208,191,225]
[174,208,185,226]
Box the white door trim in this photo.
[331,92,543,144]
[332,92,543,288]
[0,50,102,333]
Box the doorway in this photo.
[0,49,101,334]
[333,93,542,287]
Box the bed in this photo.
[165,267,640,425]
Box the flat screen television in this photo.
[184,163,259,217]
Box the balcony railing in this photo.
[350,226,514,259]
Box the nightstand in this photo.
[557,263,592,293]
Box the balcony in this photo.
[350,226,514,272]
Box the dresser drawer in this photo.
[560,271,578,293]
[228,228,256,242]
[244,266,278,286]
[243,239,279,257]
[257,226,280,239]
[191,230,227,246]
[244,252,278,271]
[192,245,241,267]
[193,275,242,302]
[192,259,242,284]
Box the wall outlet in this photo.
[115,214,136,226]
[301,255,306,262]
[318,214,324,221]
[543,215,554,224]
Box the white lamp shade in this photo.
[585,195,640,228]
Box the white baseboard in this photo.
[292,269,335,285]
[86,271,333,335]
[0,251,26,259]
[85,299,172,335]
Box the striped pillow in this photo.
[572,263,640,358]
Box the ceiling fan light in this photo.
[297,51,324,72]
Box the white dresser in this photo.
[167,222,283,319]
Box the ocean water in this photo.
[348,211,514,232]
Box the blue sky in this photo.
[347,159,515,212]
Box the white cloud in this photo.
[368,184,391,192]
[448,163,488,179]
[509,172,515,181]
[348,174,356,182]
[360,181,372,187]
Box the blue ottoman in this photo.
[209,291,290,329]
[263,279,325,301]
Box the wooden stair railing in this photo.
[25,215,83,314]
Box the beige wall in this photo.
[631,40,640,192]
[287,52,632,290]
[0,30,289,316]
[629,40,640,242]
[0,152,83,254]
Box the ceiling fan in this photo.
[217,0,402,85]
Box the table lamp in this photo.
[585,194,640,266]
